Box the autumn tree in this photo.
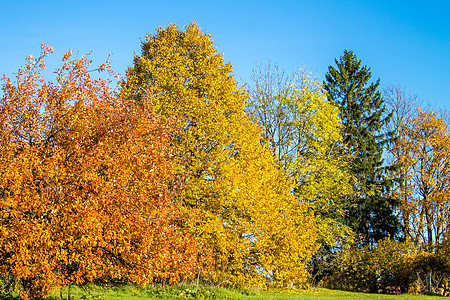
[383,84,420,139]
[383,84,421,239]
[248,63,353,282]
[0,45,200,299]
[247,62,290,167]
[392,110,450,251]
[324,50,400,245]
[122,22,318,288]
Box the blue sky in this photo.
[1,0,449,109]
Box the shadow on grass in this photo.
[0,294,62,300]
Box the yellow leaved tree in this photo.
[122,22,318,288]
[248,65,354,282]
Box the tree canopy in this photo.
[122,22,318,288]
[392,110,450,251]
[0,45,200,299]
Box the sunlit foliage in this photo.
[0,45,200,299]
[123,22,318,288]
[392,110,450,251]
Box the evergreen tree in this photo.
[324,50,400,245]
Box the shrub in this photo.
[325,238,419,293]
[412,252,450,295]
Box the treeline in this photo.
[250,51,450,295]
[0,22,448,299]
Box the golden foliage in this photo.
[248,69,353,252]
[123,22,318,288]
[327,238,418,293]
[393,110,450,250]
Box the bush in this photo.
[412,252,450,296]
[0,275,16,297]
[324,238,419,293]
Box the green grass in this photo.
[1,284,445,300]
[43,284,447,300]
[253,289,445,300]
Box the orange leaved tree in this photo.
[0,45,200,299]
[393,110,450,251]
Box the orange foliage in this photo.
[0,45,200,299]
[393,110,450,251]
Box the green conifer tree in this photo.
[324,50,400,245]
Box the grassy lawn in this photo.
[44,284,446,300]
[253,289,445,300]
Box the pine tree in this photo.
[324,50,400,245]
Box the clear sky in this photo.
[1,0,449,109]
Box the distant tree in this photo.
[248,64,353,243]
[324,50,400,245]
[248,64,354,282]
[383,84,420,239]
[392,110,450,251]
[247,62,290,167]
[383,84,420,140]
